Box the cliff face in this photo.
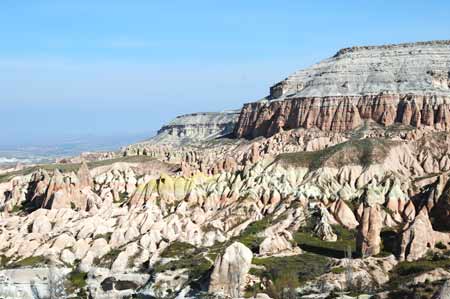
[235,40,450,138]
[139,110,240,145]
[235,93,450,138]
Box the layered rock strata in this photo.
[235,94,450,138]
[235,40,450,138]
[137,111,240,145]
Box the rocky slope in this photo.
[0,127,450,298]
[0,40,450,299]
[136,110,240,146]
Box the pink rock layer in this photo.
[234,94,450,138]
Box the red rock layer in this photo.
[234,94,450,139]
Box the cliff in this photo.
[138,110,240,145]
[235,40,450,138]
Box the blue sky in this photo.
[1,0,450,146]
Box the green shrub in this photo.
[65,269,88,295]
[160,242,196,258]
[67,269,87,288]
[275,138,400,169]
[388,256,450,288]
[9,256,47,268]
[378,228,398,256]
[117,192,129,203]
[435,241,447,250]
[0,255,11,267]
[294,226,356,258]
[251,253,328,299]
[153,243,213,291]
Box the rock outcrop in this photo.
[235,41,450,139]
[356,203,382,257]
[399,208,436,261]
[259,231,301,256]
[135,110,240,146]
[209,242,253,298]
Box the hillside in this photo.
[0,41,449,299]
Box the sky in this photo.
[1,0,450,146]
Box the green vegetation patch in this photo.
[387,279,446,299]
[93,249,121,268]
[66,269,88,289]
[330,266,346,274]
[8,256,48,268]
[436,241,447,250]
[274,138,401,169]
[294,225,356,258]
[154,243,213,291]
[65,269,88,297]
[206,216,276,262]
[0,255,12,267]
[248,253,328,299]
[160,241,196,258]
[117,192,129,204]
[387,253,450,289]
[236,217,274,253]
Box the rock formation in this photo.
[209,242,253,298]
[235,41,450,138]
[356,203,382,257]
[136,110,240,146]
[0,40,450,299]
[259,230,302,256]
[399,208,437,261]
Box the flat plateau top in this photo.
[274,40,450,98]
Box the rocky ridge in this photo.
[136,110,240,146]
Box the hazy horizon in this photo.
[2,1,450,147]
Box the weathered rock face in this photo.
[136,111,240,146]
[209,242,253,298]
[259,230,301,256]
[77,161,93,188]
[235,41,450,139]
[329,199,359,229]
[236,92,450,139]
[356,203,382,257]
[270,41,450,99]
[302,255,397,293]
[399,208,436,261]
